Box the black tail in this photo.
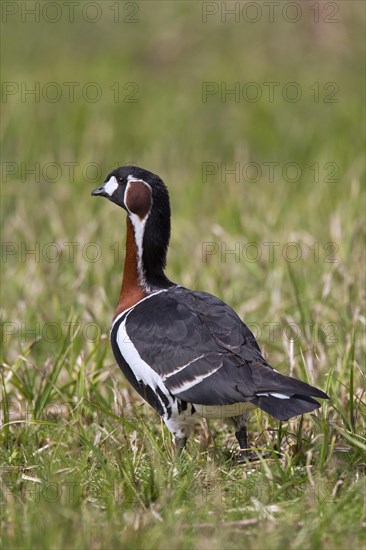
[248,362,329,421]
[252,393,323,420]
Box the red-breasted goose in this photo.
[92,166,328,459]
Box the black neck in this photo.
[141,208,175,290]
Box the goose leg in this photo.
[175,436,188,456]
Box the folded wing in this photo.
[119,287,328,420]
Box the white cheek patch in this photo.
[104,175,119,196]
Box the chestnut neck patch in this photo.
[125,179,152,219]
[114,217,148,318]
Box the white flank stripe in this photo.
[170,361,223,394]
[162,354,207,381]
[116,312,168,395]
[104,176,119,196]
[115,293,220,399]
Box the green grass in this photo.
[1,2,365,549]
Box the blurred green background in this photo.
[2,1,364,343]
[1,2,365,549]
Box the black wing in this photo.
[120,287,328,419]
